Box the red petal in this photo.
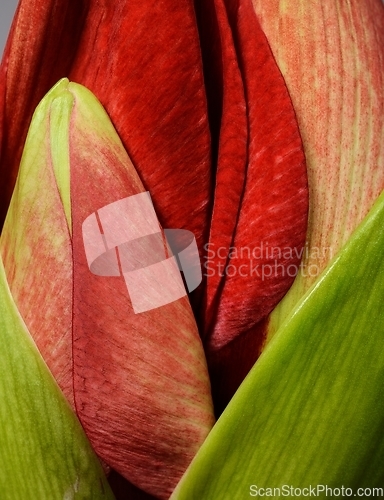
[68,0,212,255]
[0,0,212,252]
[68,83,214,499]
[0,0,88,227]
[195,0,248,336]
[194,0,308,410]
[202,0,308,350]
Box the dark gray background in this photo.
[0,0,19,58]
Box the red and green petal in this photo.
[1,79,214,499]
[251,0,384,340]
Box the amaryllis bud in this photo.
[0,78,214,499]
[0,0,310,415]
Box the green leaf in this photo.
[172,188,384,498]
[0,255,115,499]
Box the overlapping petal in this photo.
[194,0,308,410]
[0,0,212,251]
[0,79,214,499]
[1,0,383,496]
[0,0,309,413]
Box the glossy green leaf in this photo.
[172,188,384,498]
[0,256,114,499]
